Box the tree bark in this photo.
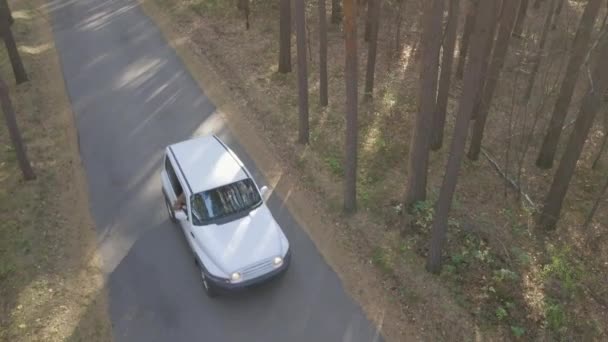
[555,0,564,15]
[343,0,358,212]
[294,0,309,144]
[364,0,374,42]
[536,0,602,169]
[469,6,498,121]
[592,132,608,169]
[279,0,292,73]
[592,111,607,169]
[394,0,404,56]
[405,0,445,206]
[426,0,499,274]
[238,0,250,29]
[513,0,529,37]
[455,0,478,80]
[468,0,520,160]
[538,33,608,230]
[522,0,556,103]
[533,0,544,10]
[318,0,328,106]
[0,8,27,85]
[551,0,565,29]
[364,0,381,100]
[0,77,35,180]
[431,0,460,150]
[332,0,342,24]
[0,0,13,26]
[583,176,608,229]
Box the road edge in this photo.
[136,0,413,340]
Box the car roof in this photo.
[168,135,249,193]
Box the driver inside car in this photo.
[173,192,186,210]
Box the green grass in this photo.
[495,305,508,321]
[510,247,531,266]
[325,154,343,176]
[189,0,232,16]
[0,257,15,280]
[541,246,581,294]
[371,246,393,274]
[545,300,566,333]
[510,325,526,338]
[492,269,519,283]
[411,200,434,230]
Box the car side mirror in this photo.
[175,210,187,221]
[260,186,269,197]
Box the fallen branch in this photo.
[481,147,536,208]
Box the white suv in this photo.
[161,135,290,297]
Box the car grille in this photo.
[240,258,274,280]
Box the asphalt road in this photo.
[48,0,382,341]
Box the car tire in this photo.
[164,195,177,223]
[201,271,218,298]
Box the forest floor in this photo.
[142,0,607,340]
[0,0,111,341]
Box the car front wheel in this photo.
[195,257,218,298]
[201,272,218,298]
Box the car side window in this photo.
[165,156,183,196]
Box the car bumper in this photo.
[205,250,291,292]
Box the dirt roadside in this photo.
[0,0,111,340]
[137,1,491,340]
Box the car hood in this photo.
[192,205,287,275]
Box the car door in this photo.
[161,155,185,225]
[161,153,198,250]
[161,154,180,207]
[181,200,197,251]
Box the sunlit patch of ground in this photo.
[0,0,111,340]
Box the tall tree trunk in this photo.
[538,34,608,230]
[592,132,608,169]
[364,0,381,100]
[551,0,565,29]
[364,0,372,42]
[305,16,313,63]
[319,0,329,106]
[279,0,292,73]
[405,0,445,206]
[533,0,545,10]
[295,0,309,144]
[592,111,608,169]
[455,0,478,80]
[431,0,460,150]
[343,0,358,212]
[0,0,13,26]
[427,0,499,274]
[0,8,27,85]
[513,0,529,37]
[583,176,608,229]
[555,0,564,15]
[393,0,404,56]
[332,0,342,23]
[536,0,602,169]
[238,0,250,29]
[0,77,35,180]
[468,0,520,160]
[522,0,556,103]
[470,9,499,121]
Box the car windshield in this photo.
[190,178,262,225]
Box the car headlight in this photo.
[273,256,283,267]
[230,272,242,283]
